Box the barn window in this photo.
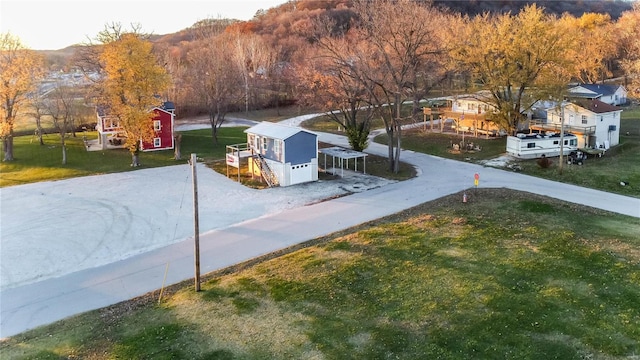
[153,120,161,131]
[154,138,161,147]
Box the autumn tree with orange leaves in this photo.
[616,2,640,98]
[450,5,582,134]
[95,25,170,166]
[0,32,45,161]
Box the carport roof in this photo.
[245,121,316,141]
[318,146,368,160]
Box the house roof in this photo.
[572,99,621,114]
[245,121,317,141]
[96,105,109,117]
[162,101,175,111]
[569,84,624,97]
[97,100,175,117]
[449,90,493,103]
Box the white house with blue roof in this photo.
[568,84,628,106]
[244,122,318,187]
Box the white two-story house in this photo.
[544,99,622,149]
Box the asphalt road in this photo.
[1,130,638,339]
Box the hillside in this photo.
[37,0,635,66]
[433,0,634,19]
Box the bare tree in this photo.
[351,0,448,173]
[231,32,279,113]
[297,20,375,151]
[28,93,48,146]
[187,31,242,145]
[42,83,77,164]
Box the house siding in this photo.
[546,103,621,148]
[245,122,318,187]
[141,108,174,151]
[285,132,317,165]
[452,97,493,115]
[95,102,175,151]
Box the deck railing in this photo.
[529,120,596,135]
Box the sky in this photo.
[0,0,288,50]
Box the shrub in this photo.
[536,155,552,168]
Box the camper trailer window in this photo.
[527,143,536,148]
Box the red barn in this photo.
[95,101,175,152]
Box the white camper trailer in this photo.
[506,132,578,159]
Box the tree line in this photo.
[1,0,639,171]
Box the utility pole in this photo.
[191,153,201,292]
[559,102,565,175]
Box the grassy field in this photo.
[370,107,640,198]
[2,104,309,186]
[0,127,414,188]
[6,104,638,196]
[2,189,638,359]
[2,106,639,358]
[0,128,250,187]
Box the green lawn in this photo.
[2,189,638,359]
[1,125,416,187]
[0,128,249,187]
[2,107,639,358]
[371,107,640,198]
[6,104,638,196]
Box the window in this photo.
[581,115,587,124]
[154,138,161,147]
[553,140,559,145]
[600,116,603,122]
[261,137,267,151]
[570,139,577,146]
[274,139,281,154]
[527,142,536,148]
[153,120,161,131]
